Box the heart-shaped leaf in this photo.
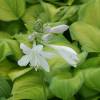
[11,71,48,100]
[83,68,100,92]
[0,0,25,21]
[70,22,100,52]
[70,0,100,52]
[79,0,100,28]
[50,72,83,100]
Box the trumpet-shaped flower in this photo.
[44,24,69,34]
[18,43,54,72]
[42,24,69,42]
[50,45,79,67]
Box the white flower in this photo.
[42,24,69,42]
[50,45,79,67]
[44,24,69,34]
[42,33,53,42]
[18,43,54,72]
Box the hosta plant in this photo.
[0,0,100,100]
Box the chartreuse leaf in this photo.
[40,2,57,22]
[0,59,17,77]
[23,2,57,30]
[79,0,100,28]
[83,68,100,92]
[14,34,32,47]
[22,4,46,31]
[50,71,84,100]
[77,57,100,98]
[22,4,43,25]
[78,51,88,65]
[0,77,11,98]
[78,57,100,69]
[46,55,71,82]
[0,32,22,61]
[8,67,32,81]
[70,21,100,52]
[10,71,47,100]
[0,0,25,21]
[70,0,100,52]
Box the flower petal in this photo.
[20,43,31,54]
[32,44,43,53]
[30,54,38,67]
[48,25,69,34]
[41,51,54,59]
[42,33,53,42]
[50,45,79,67]
[38,55,50,72]
[18,55,30,66]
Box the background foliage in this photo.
[0,0,100,100]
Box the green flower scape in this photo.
[0,0,100,100]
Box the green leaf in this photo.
[22,4,43,22]
[11,71,47,100]
[0,32,22,61]
[50,72,83,100]
[78,57,100,97]
[40,2,57,22]
[0,59,17,77]
[8,67,32,81]
[79,84,98,98]
[79,0,100,28]
[22,4,43,31]
[78,57,100,69]
[83,68,100,92]
[70,0,100,52]
[23,2,57,27]
[14,34,32,47]
[70,21,100,52]
[0,77,11,98]
[0,20,26,35]
[54,5,79,23]
[78,51,88,65]
[0,0,25,21]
